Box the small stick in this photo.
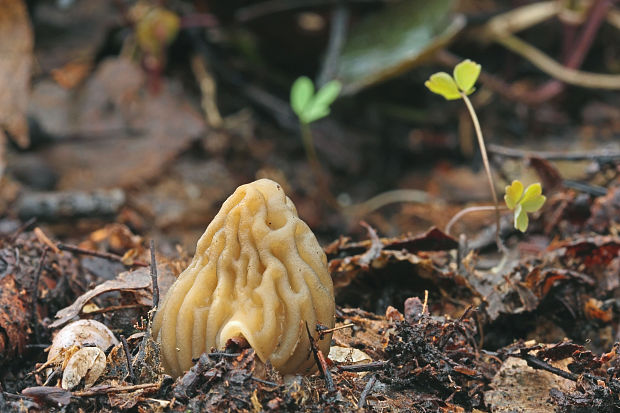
[120,335,135,384]
[357,374,377,409]
[150,240,159,310]
[316,323,354,339]
[249,376,278,387]
[8,217,36,242]
[206,352,241,358]
[488,143,620,161]
[34,228,61,254]
[337,361,388,372]
[305,322,335,392]
[418,290,429,325]
[31,247,49,344]
[57,243,148,267]
[518,351,578,381]
[72,383,159,397]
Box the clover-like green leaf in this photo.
[504,180,524,210]
[291,76,314,118]
[453,59,481,94]
[312,80,342,110]
[520,183,546,212]
[514,204,529,232]
[301,80,341,123]
[424,72,461,100]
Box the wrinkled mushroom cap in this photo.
[152,179,335,377]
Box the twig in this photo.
[357,374,377,408]
[528,0,612,103]
[149,240,159,310]
[31,247,49,343]
[305,322,335,392]
[72,383,159,397]
[317,323,354,340]
[487,143,620,161]
[206,352,241,358]
[191,54,223,128]
[34,228,61,254]
[120,335,135,384]
[57,243,148,267]
[249,376,279,387]
[337,361,388,372]
[316,2,349,87]
[420,290,429,319]
[8,217,36,242]
[517,351,578,381]
[495,33,620,89]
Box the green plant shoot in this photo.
[504,180,546,232]
[291,76,341,124]
[289,76,342,208]
[425,59,480,100]
[425,59,508,253]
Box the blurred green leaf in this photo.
[312,80,342,110]
[291,78,341,124]
[521,183,546,212]
[425,72,461,100]
[336,0,464,95]
[514,204,529,232]
[291,76,314,117]
[453,59,480,94]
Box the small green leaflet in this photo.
[504,180,546,232]
[453,59,480,95]
[424,72,460,100]
[290,77,342,124]
[425,59,481,101]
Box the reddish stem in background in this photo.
[524,0,611,104]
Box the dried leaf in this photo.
[328,346,373,364]
[51,268,152,328]
[22,386,72,407]
[61,346,106,390]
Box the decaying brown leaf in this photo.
[0,0,33,156]
[51,268,152,328]
[21,386,72,407]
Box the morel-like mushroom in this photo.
[152,179,335,377]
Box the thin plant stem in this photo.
[300,122,320,169]
[299,122,339,209]
[460,92,507,253]
[445,205,508,236]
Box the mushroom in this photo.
[152,179,335,377]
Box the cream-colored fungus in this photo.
[152,179,335,377]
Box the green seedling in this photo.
[291,76,341,124]
[425,60,506,252]
[504,180,546,232]
[290,77,341,166]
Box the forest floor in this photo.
[1,1,620,412]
